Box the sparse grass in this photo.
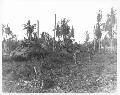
[2,52,117,93]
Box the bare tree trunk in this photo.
[37,20,39,38]
[74,52,76,64]
[74,50,80,65]
[53,37,55,51]
[53,14,56,52]
[110,38,113,53]
[94,39,96,51]
[58,36,60,41]
[34,66,37,75]
[41,80,44,89]
[102,40,106,53]
[99,39,100,53]
[88,47,91,61]
[104,45,106,53]
[63,35,65,44]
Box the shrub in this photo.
[42,79,56,90]
[11,55,28,62]
[2,55,12,62]
[14,64,36,81]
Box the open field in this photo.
[2,52,117,93]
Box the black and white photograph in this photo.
[1,0,119,93]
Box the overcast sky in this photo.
[1,0,119,43]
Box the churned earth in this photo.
[2,52,117,93]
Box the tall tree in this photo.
[94,10,102,52]
[60,18,70,42]
[56,23,62,41]
[56,18,74,43]
[5,24,12,35]
[2,24,17,56]
[56,18,75,52]
[85,31,89,44]
[102,35,110,52]
[69,25,74,38]
[2,24,14,40]
[105,7,117,52]
[23,20,36,41]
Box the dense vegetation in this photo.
[2,8,117,93]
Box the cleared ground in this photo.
[2,52,117,93]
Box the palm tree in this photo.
[23,20,36,41]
